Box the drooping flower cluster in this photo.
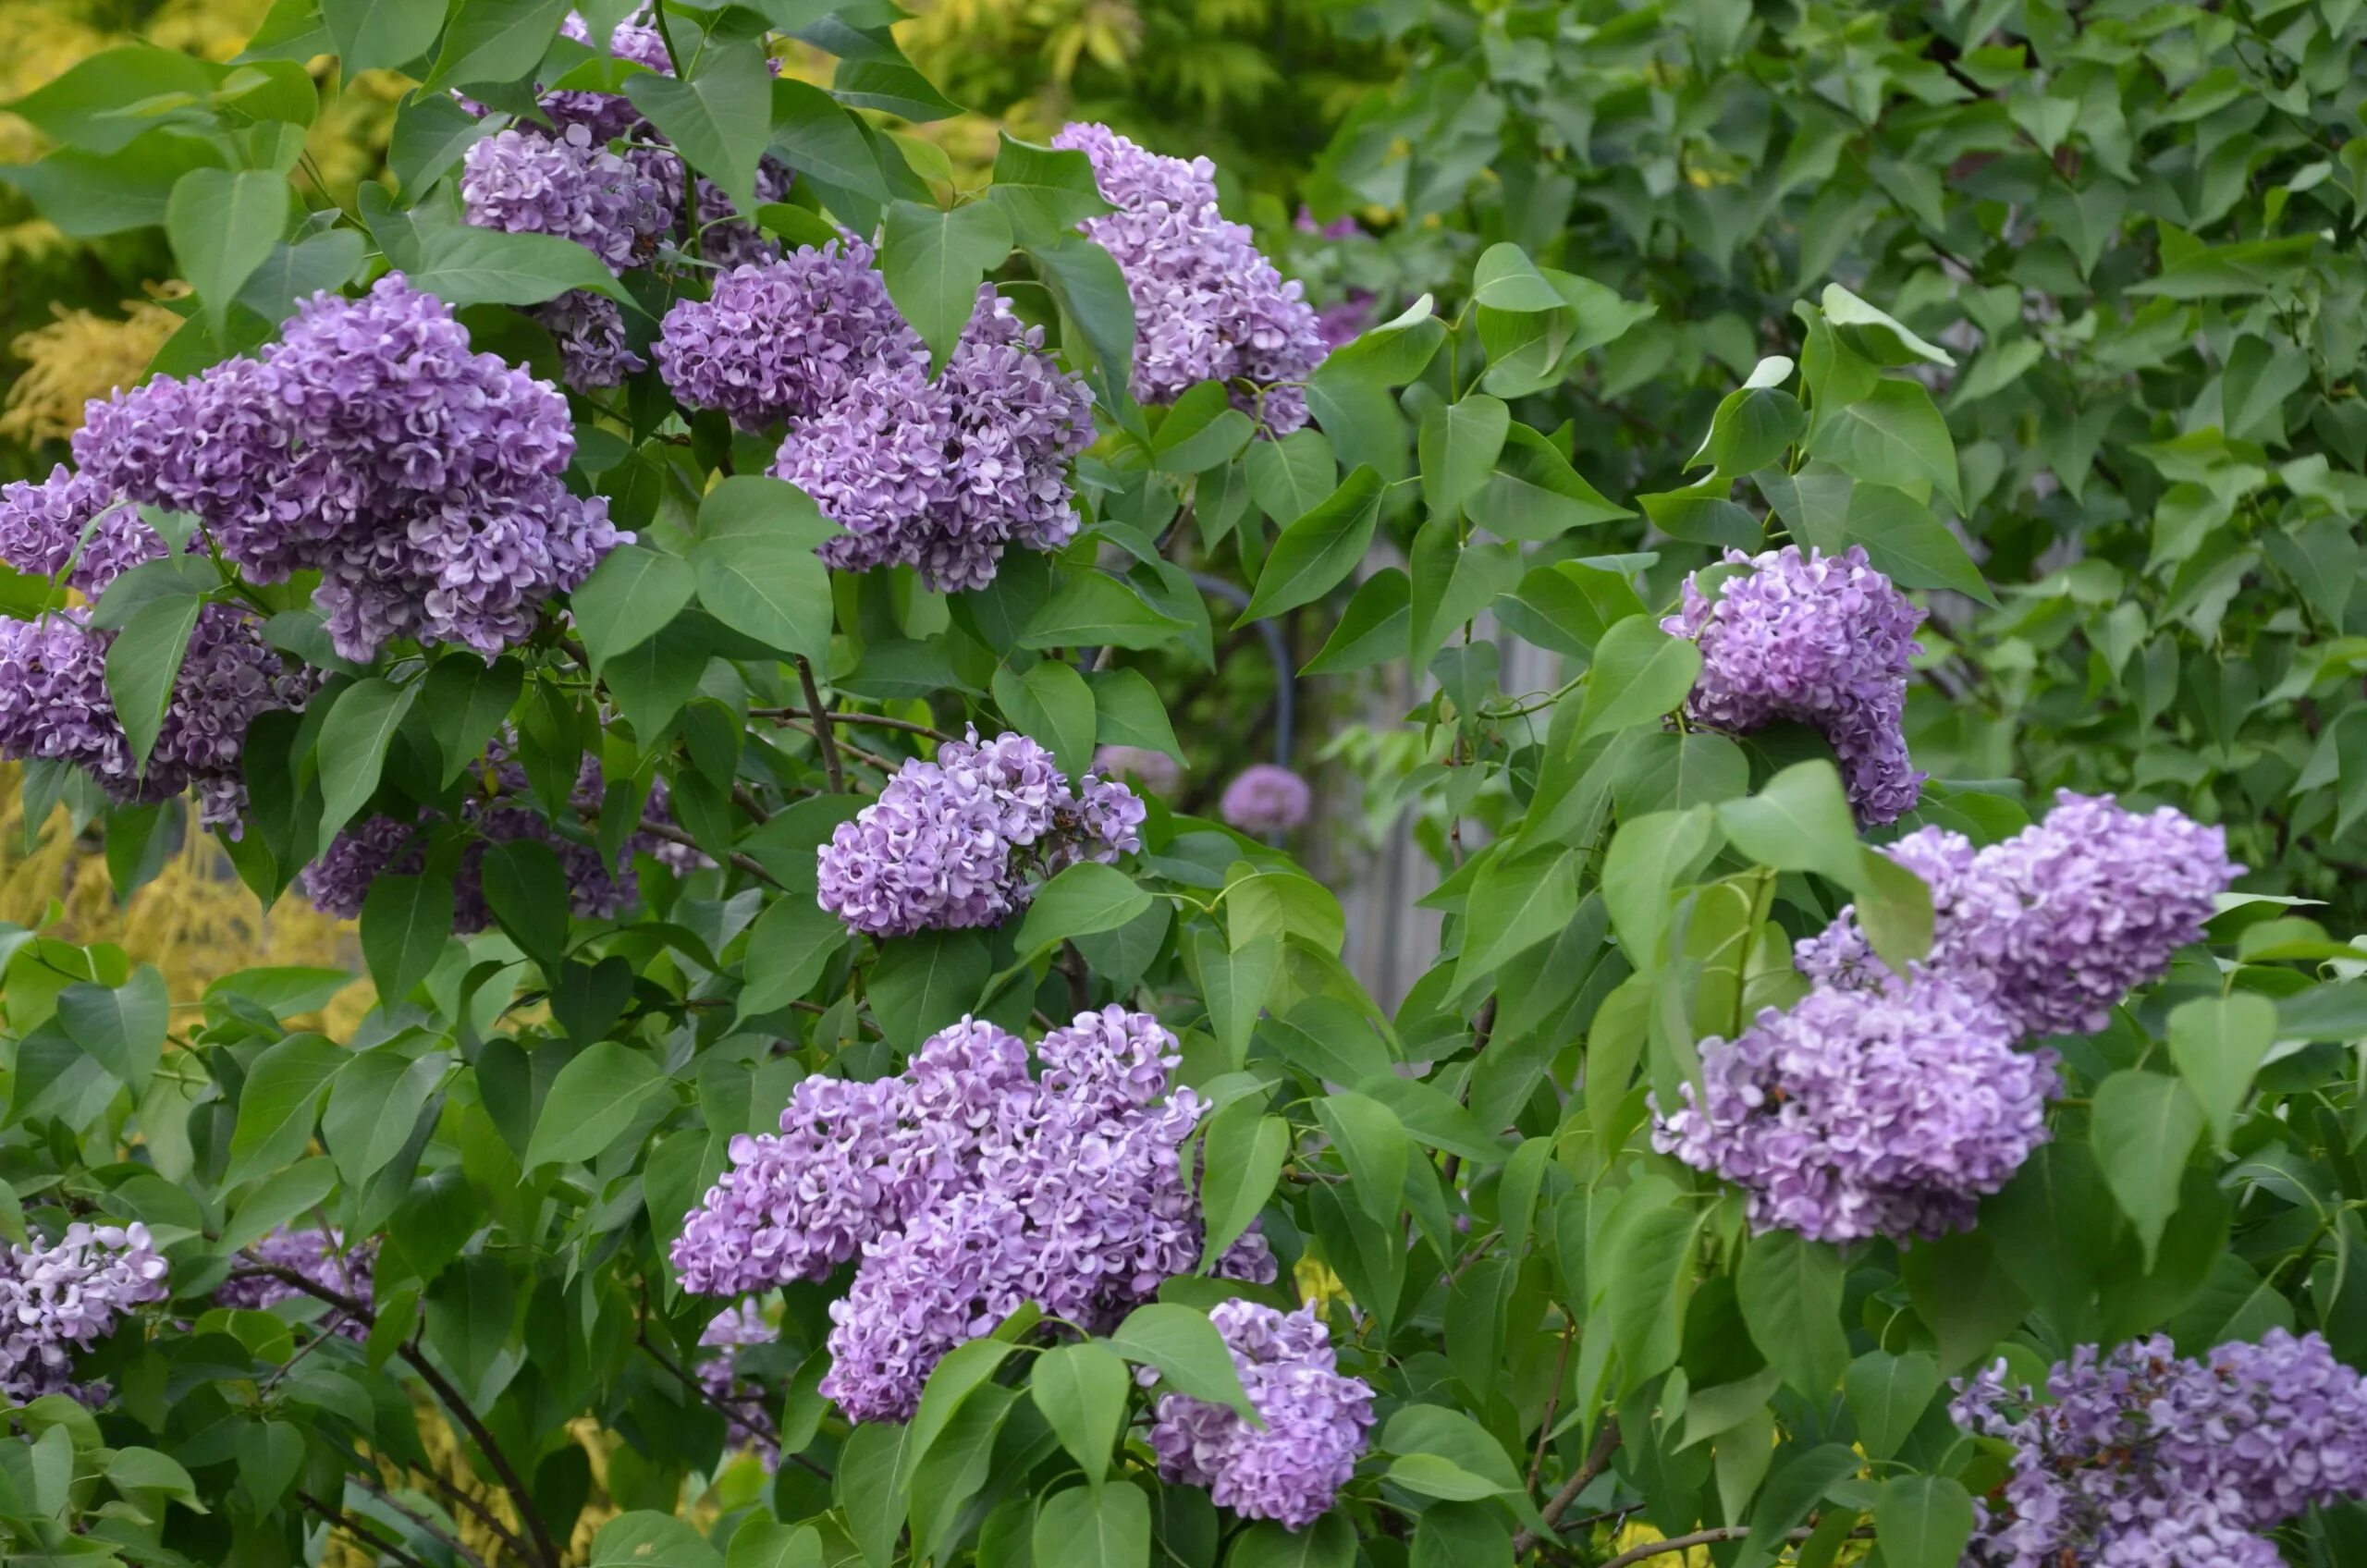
[673,1008,1269,1424]
[1954,1329,2367,1565]
[1092,743,1183,797]
[215,1228,374,1341]
[0,1221,168,1403]
[656,239,919,429]
[1662,544,1927,825]
[75,276,624,661]
[1051,123,1330,434]
[1220,764,1310,836]
[1148,1300,1375,1530]
[816,729,1144,938]
[1797,794,2241,1037]
[697,1302,780,1468]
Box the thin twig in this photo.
[772,715,899,775]
[796,657,846,794]
[730,784,771,825]
[583,812,784,889]
[755,707,960,745]
[412,1465,535,1565]
[1528,1326,1576,1490]
[299,1490,435,1568]
[1510,1420,1622,1555]
[349,1476,494,1568]
[634,1326,830,1480]
[1597,1524,1869,1567]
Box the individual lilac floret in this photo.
[1797,795,2240,1038]
[656,240,922,430]
[1052,123,1330,434]
[1662,544,1927,825]
[461,125,670,271]
[216,1228,374,1341]
[816,729,1144,939]
[0,1221,168,1404]
[1148,1300,1374,1530]
[1220,764,1310,836]
[697,1302,780,1467]
[1093,744,1182,797]
[1650,974,2058,1243]
[1954,1329,2367,1565]
[76,275,625,661]
[0,466,163,594]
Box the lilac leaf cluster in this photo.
[0,1221,169,1404]
[673,1008,1269,1425]
[816,729,1144,938]
[215,1227,374,1341]
[1147,1299,1375,1530]
[74,276,624,661]
[1051,122,1330,434]
[1954,1329,2367,1564]
[1662,544,1927,826]
[1219,764,1311,836]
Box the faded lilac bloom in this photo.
[1797,793,2241,1038]
[656,240,922,430]
[1662,544,1926,825]
[0,1221,168,1404]
[816,729,1142,938]
[1954,1330,2367,1565]
[76,275,624,660]
[460,124,671,271]
[1053,122,1330,434]
[1294,206,1361,239]
[1148,1299,1374,1529]
[1650,974,2058,1243]
[1092,744,1183,797]
[1312,290,1375,350]
[0,466,163,594]
[215,1228,374,1341]
[1220,764,1310,835]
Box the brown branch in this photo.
[299,1489,435,1568]
[634,1326,830,1480]
[1597,1524,1870,1567]
[1510,1420,1622,1555]
[771,715,900,775]
[412,1464,535,1566]
[755,707,960,745]
[348,1476,494,1568]
[796,657,846,794]
[581,812,783,889]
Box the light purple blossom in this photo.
[1148,1299,1374,1529]
[1662,544,1927,825]
[1220,764,1310,835]
[215,1228,374,1341]
[537,290,647,392]
[1954,1329,2367,1565]
[697,1302,780,1467]
[460,124,671,271]
[0,466,163,594]
[1053,123,1330,434]
[0,1221,168,1404]
[1092,744,1183,797]
[1650,974,2058,1243]
[538,14,676,141]
[656,240,922,430]
[816,729,1143,939]
[1312,290,1376,351]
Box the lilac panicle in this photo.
[816,729,1144,939]
[1092,744,1183,797]
[0,1221,168,1404]
[1148,1299,1375,1529]
[0,465,164,594]
[1662,544,1927,825]
[1219,764,1310,835]
[215,1228,374,1341]
[537,290,647,392]
[656,240,922,430]
[460,124,671,271]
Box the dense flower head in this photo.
[0,606,308,830]
[1092,744,1183,797]
[215,1228,374,1340]
[1220,764,1310,835]
[538,290,647,392]
[1954,1329,2367,1565]
[0,1221,168,1404]
[1662,544,1927,825]
[75,275,624,660]
[0,465,163,594]
[1052,123,1330,434]
[816,729,1143,938]
[1650,974,2058,1243]
[656,240,921,430]
[1797,794,2240,1037]
[1148,1300,1375,1529]
[461,125,671,271]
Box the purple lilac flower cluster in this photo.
[0,464,163,593]
[1147,1299,1374,1529]
[816,729,1144,938]
[0,1221,168,1404]
[697,1302,780,1468]
[215,1228,374,1341]
[656,239,917,427]
[1219,764,1310,836]
[75,276,623,661]
[1092,744,1183,797]
[460,125,670,270]
[1662,545,1927,826]
[1954,1329,2367,1564]
[673,1008,1272,1424]
[1051,123,1330,434]
[1797,793,2240,1037]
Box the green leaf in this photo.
[1150,382,1254,474]
[727,1522,820,1568]
[1304,569,1409,676]
[589,1512,724,1568]
[904,1337,1018,1482]
[1033,1484,1148,1568]
[167,169,292,334]
[0,129,231,239]
[1193,930,1278,1068]
[1224,1514,1354,1568]
[1873,1476,1975,1568]
[1716,761,1860,882]
[330,0,448,74]
[1807,378,1963,511]
[1314,1091,1409,1224]
[1025,235,1134,394]
[5,45,223,153]
[2091,1070,2204,1267]
[423,0,570,91]
[573,545,696,674]
[408,222,633,310]
[525,1041,667,1169]
[1850,843,1935,977]
[2165,991,2275,1149]
[992,658,1096,778]
[1699,385,1808,478]
[55,966,166,1086]
[879,199,1013,371]
[1738,1444,1858,1568]
[1106,1303,1254,1417]
[1451,845,1580,998]
[1600,808,1717,966]
[314,676,417,846]
[1844,1351,1940,1463]
[1029,1342,1131,1485]
[768,78,889,204]
[322,1045,441,1183]
[1637,485,1762,550]
[738,898,847,1017]
[1836,482,1994,605]
[360,873,454,1005]
[1469,242,1564,312]
[1244,428,1338,527]
[1418,394,1511,518]
[868,928,990,1050]
[1821,284,1954,366]
[1466,423,1630,540]
[1736,1230,1849,1397]
[986,133,1111,245]
[106,592,203,775]
[227,1034,349,1184]
[1014,862,1152,956]
[835,1424,910,1568]
[690,476,837,664]
[1022,571,1190,651]
[224,1157,338,1250]
[1197,1098,1286,1264]
[479,838,570,970]
[1087,668,1183,763]
[1573,617,1703,743]
[628,43,771,215]
[1239,465,1385,623]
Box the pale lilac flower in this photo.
[0,1221,168,1404]
[215,1228,374,1341]
[1092,744,1182,797]
[1220,764,1309,835]
[0,466,163,594]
